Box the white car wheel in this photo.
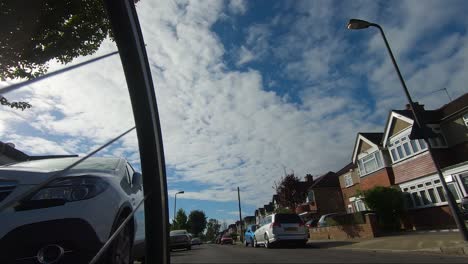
[109,218,133,264]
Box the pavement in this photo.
[307,232,468,255]
[170,243,468,263]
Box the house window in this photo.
[400,175,463,209]
[344,174,353,187]
[427,125,448,148]
[358,151,384,177]
[389,129,429,163]
[353,198,368,212]
[306,190,315,203]
[463,114,468,128]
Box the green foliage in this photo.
[172,208,188,230]
[359,186,404,231]
[0,0,112,80]
[274,173,306,209]
[205,218,221,242]
[0,96,32,111]
[187,210,207,236]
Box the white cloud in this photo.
[2,0,468,212]
[228,0,247,15]
[236,46,255,66]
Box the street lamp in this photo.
[347,18,468,241]
[174,191,184,223]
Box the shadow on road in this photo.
[307,241,358,249]
[171,246,204,257]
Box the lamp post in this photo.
[347,18,468,241]
[174,191,184,224]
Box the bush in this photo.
[358,186,404,231]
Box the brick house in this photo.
[381,93,468,229]
[336,162,363,213]
[352,132,395,190]
[296,172,345,221]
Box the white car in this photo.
[253,213,307,248]
[0,157,145,264]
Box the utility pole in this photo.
[237,187,243,242]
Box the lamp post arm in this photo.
[174,193,177,225]
[371,24,424,128]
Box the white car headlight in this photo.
[30,177,109,202]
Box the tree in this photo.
[187,210,207,236]
[1,0,112,80]
[273,173,307,210]
[0,96,32,111]
[172,208,188,230]
[220,221,228,231]
[359,186,404,231]
[204,218,220,242]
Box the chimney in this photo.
[305,174,314,183]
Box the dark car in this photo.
[244,224,257,247]
[170,230,191,251]
[191,237,202,246]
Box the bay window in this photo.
[401,175,462,209]
[389,131,428,163]
[358,151,383,176]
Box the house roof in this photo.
[308,171,339,189]
[351,132,384,163]
[264,203,274,212]
[272,194,278,203]
[359,133,383,145]
[335,162,356,177]
[382,92,468,146]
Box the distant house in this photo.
[381,93,468,229]
[336,162,363,213]
[255,208,265,224]
[243,216,256,226]
[228,224,237,234]
[352,132,395,191]
[272,195,279,210]
[0,141,77,165]
[297,172,345,221]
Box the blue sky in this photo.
[2,0,468,225]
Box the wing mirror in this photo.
[132,172,142,189]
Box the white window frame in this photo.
[357,151,384,177]
[388,128,428,163]
[306,190,315,203]
[353,197,368,212]
[344,173,353,187]
[426,125,448,149]
[400,174,462,209]
[463,114,468,128]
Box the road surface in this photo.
[170,243,468,263]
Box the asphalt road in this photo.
[170,243,468,263]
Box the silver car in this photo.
[253,213,307,248]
